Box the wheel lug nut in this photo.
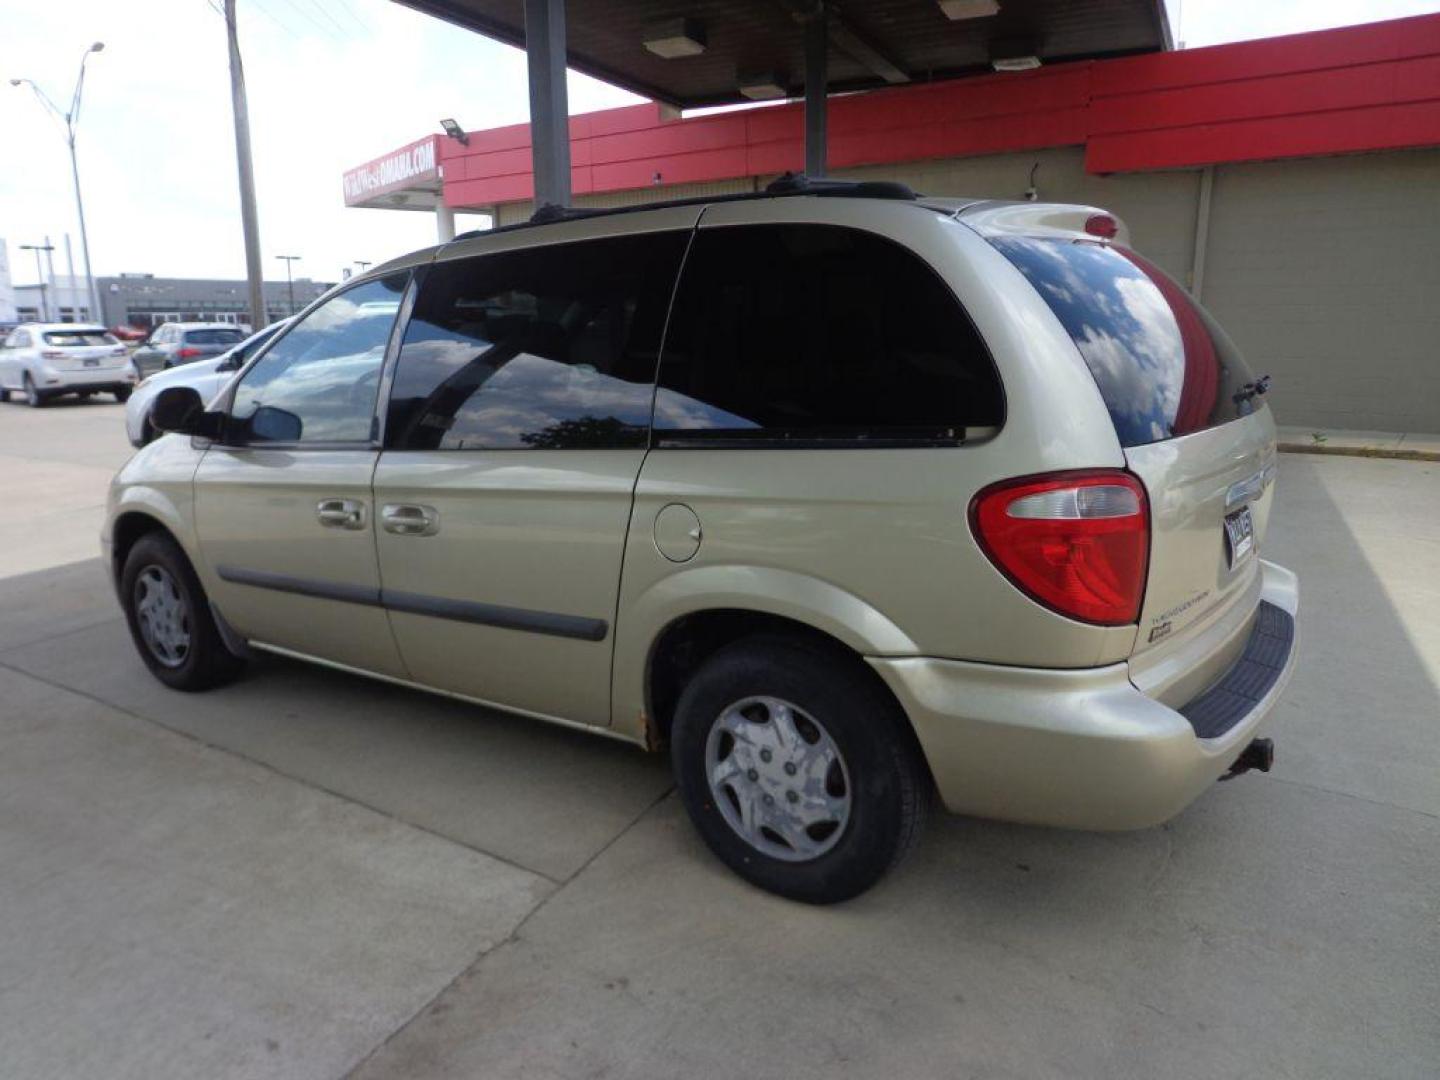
[747,769,759,782]
[760,749,772,763]
[786,790,799,803]
[784,762,797,776]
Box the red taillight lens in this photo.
[969,470,1149,626]
[176,347,202,359]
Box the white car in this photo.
[0,323,136,406]
[125,319,290,446]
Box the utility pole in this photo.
[42,237,58,315]
[9,42,105,327]
[19,243,55,321]
[224,0,267,330]
[276,255,300,316]
[354,260,371,274]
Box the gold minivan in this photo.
[105,181,1298,903]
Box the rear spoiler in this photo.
[955,201,1131,247]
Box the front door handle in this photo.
[382,503,440,537]
[316,498,367,530]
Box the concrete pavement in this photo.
[0,399,1436,1078]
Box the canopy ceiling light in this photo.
[738,72,788,100]
[991,53,1041,71]
[991,36,1041,71]
[938,0,1000,19]
[644,17,707,59]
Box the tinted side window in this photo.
[231,274,407,444]
[655,224,1002,443]
[385,231,689,451]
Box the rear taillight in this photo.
[41,349,65,360]
[969,470,1149,626]
[176,347,202,359]
[111,346,128,356]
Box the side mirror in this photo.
[150,386,220,439]
[248,405,303,442]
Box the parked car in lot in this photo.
[130,323,248,378]
[104,180,1298,903]
[1,323,137,406]
[125,320,290,447]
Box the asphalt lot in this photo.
[1,399,1436,1080]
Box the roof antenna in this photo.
[1024,162,1040,201]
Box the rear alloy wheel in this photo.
[23,373,45,408]
[120,532,245,691]
[704,696,852,863]
[672,635,929,904]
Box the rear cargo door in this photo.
[988,233,1277,650]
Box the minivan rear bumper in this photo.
[869,559,1299,831]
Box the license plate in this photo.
[83,358,99,367]
[1224,506,1255,567]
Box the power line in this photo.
[267,0,347,40]
[295,0,349,37]
[329,0,370,35]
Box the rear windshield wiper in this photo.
[1232,374,1271,406]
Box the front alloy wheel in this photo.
[133,564,191,668]
[120,531,245,691]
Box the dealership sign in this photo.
[343,137,440,205]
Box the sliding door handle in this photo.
[382,503,440,537]
[316,499,367,530]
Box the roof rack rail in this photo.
[764,173,919,200]
[528,202,609,225]
[441,173,924,245]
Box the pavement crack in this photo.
[338,782,675,1080]
[1265,772,1440,822]
[0,657,568,887]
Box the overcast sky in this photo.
[2,0,1438,286]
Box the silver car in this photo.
[125,320,290,447]
[0,323,136,406]
[105,183,1298,903]
[130,322,249,379]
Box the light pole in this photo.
[19,243,56,321]
[11,42,105,326]
[354,260,372,274]
[276,255,300,316]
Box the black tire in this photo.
[0,388,9,403]
[23,373,45,408]
[671,635,929,904]
[113,387,132,403]
[120,531,245,691]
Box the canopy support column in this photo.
[524,0,572,210]
[804,6,829,177]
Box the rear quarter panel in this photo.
[610,199,1140,741]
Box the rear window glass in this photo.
[43,330,118,347]
[990,236,1259,447]
[185,328,246,345]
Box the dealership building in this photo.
[6,270,332,331]
[344,12,1440,435]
